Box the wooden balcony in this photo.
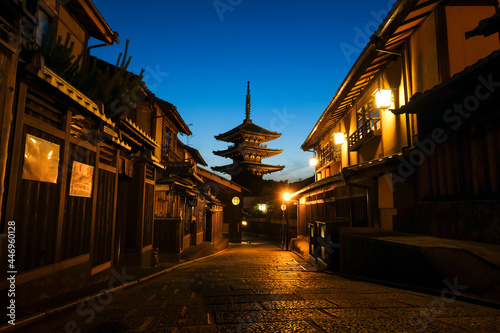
[349,121,381,151]
[161,144,183,163]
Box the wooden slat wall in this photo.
[154,191,175,217]
[143,183,155,247]
[14,127,63,272]
[61,144,95,260]
[8,83,120,277]
[92,169,116,266]
[351,197,368,227]
[418,120,500,200]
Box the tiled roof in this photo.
[215,119,281,143]
[394,49,500,115]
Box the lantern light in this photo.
[374,89,392,109]
[333,132,346,145]
[309,157,318,167]
[232,197,240,205]
[258,203,267,212]
[284,192,291,201]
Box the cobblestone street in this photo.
[23,241,500,332]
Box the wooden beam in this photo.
[55,110,72,263]
[110,150,119,265]
[5,83,27,224]
[75,0,114,43]
[89,140,100,271]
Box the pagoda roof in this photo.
[214,118,281,143]
[212,161,284,175]
[213,145,283,159]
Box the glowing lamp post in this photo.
[258,203,267,213]
[333,132,346,145]
[374,89,392,109]
[283,192,291,251]
[309,156,318,167]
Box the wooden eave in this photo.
[178,140,207,166]
[212,161,284,174]
[301,0,443,151]
[154,97,192,135]
[117,117,160,150]
[36,65,115,127]
[197,167,249,193]
[65,0,118,44]
[215,119,281,143]
[213,145,283,159]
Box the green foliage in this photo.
[77,40,145,118]
[41,34,145,118]
[41,33,83,83]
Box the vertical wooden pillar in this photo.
[88,141,100,269]
[54,110,72,262]
[4,82,27,223]
[0,47,19,224]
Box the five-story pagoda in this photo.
[212,82,284,192]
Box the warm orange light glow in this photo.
[309,157,318,167]
[258,203,267,212]
[374,89,392,109]
[232,197,240,205]
[242,220,248,226]
[284,192,291,201]
[333,132,346,145]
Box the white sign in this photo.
[69,161,94,198]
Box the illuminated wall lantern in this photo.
[333,132,346,145]
[258,203,267,212]
[374,89,392,109]
[242,220,248,226]
[309,156,318,167]
[232,197,240,205]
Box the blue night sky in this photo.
[90,0,395,182]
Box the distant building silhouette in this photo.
[212,82,284,194]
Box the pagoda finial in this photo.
[245,81,251,120]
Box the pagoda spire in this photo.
[245,81,251,121]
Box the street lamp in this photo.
[283,192,291,251]
[258,203,267,213]
[309,156,318,167]
[333,132,346,145]
[374,88,393,109]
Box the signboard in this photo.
[69,161,94,198]
[281,204,287,211]
[22,134,60,183]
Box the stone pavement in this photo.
[7,241,500,332]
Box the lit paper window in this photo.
[22,134,60,183]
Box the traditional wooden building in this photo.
[212,82,284,193]
[296,0,499,244]
[197,167,247,243]
[0,0,129,300]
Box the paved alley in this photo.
[20,241,500,332]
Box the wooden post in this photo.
[54,110,72,262]
[5,82,27,223]
[88,141,100,270]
